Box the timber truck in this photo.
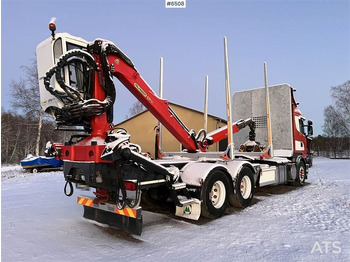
[36,21,313,235]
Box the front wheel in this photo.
[200,170,230,219]
[230,167,254,208]
[295,162,306,186]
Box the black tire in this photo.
[295,161,306,186]
[200,169,230,219]
[230,167,254,208]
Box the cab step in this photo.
[172,182,186,190]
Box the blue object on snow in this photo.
[20,154,63,169]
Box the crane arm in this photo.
[90,40,202,152]
[92,40,256,153]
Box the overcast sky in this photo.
[1,0,349,135]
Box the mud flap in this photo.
[83,206,143,235]
[175,198,201,220]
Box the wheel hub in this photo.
[299,168,304,180]
[240,176,252,199]
[210,181,226,208]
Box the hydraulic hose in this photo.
[44,48,115,126]
[44,49,97,104]
[64,181,74,197]
[113,160,127,210]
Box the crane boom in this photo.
[104,47,200,152]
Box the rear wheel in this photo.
[230,167,254,208]
[201,170,230,219]
[31,168,38,173]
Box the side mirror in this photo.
[307,120,313,136]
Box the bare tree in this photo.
[126,100,146,118]
[330,80,350,136]
[1,110,62,164]
[323,106,342,137]
[10,59,43,156]
[323,80,350,158]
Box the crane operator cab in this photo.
[37,21,116,131]
[36,32,88,117]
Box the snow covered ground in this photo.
[2,158,349,261]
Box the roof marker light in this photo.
[49,17,56,40]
